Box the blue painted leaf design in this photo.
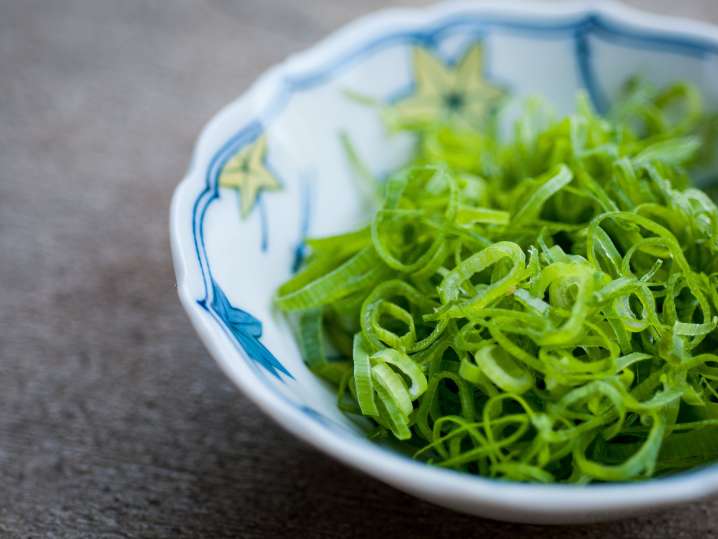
[209,279,293,380]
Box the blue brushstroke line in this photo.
[260,158,288,253]
[590,14,712,59]
[300,177,312,240]
[189,10,718,422]
[574,16,608,114]
[233,187,268,253]
[291,175,313,273]
[258,194,269,252]
[193,121,262,301]
[189,123,292,379]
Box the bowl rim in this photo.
[170,0,718,520]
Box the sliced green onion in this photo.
[276,76,718,483]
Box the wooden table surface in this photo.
[3,1,718,537]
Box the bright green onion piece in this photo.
[276,246,391,310]
[371,349,428,400]
[371,362,413,417]
[297,308,325,368]
[437,241,525,317]
[511,164,573,227]
[473,343,534,394]
[373,380,412,440]
[455,205,510,225]
[352,334,378,416]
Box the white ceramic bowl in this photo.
[170,0,718,523]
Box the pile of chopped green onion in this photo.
[275,78,718,483]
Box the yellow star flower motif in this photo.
[390,44,505,130]
[219,135,281,218]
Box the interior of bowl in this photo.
[172,1,718,518]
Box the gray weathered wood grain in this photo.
[1,1,717,537]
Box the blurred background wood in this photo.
[1,1,717,537]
